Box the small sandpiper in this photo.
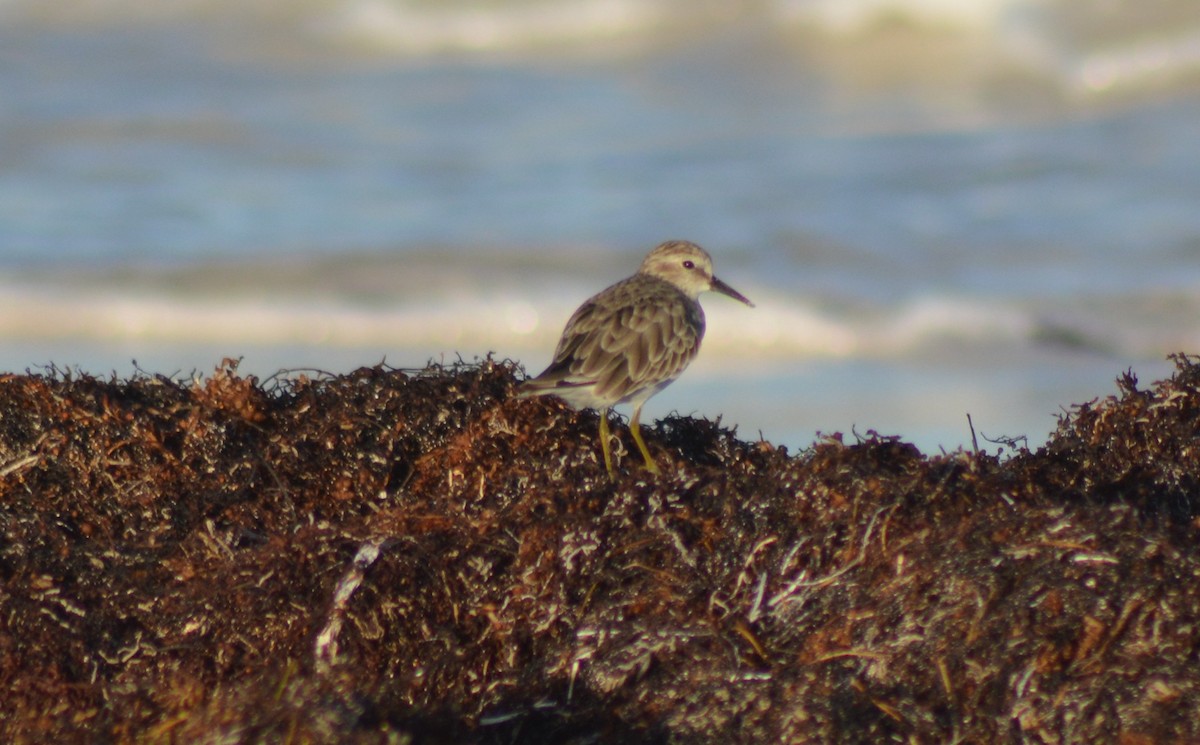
[519,239,754,475]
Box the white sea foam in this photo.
[321,0,667,54]
[6,0,1199,93]
[1069,31,1200,94]
[780,0,1017,34]
[0,276,1185,370]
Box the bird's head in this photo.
[639,240,755,306]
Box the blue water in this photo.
[2,0,1199,453]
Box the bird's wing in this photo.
[551,284,702,402]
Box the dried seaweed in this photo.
[2,355,1199,743]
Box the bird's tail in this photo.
[516,376,590,399]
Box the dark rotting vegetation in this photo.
[2,355,1199,743]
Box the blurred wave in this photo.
[3,0,1199,98]
[3,254,1194,366]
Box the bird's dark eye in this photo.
[683,260,695,269]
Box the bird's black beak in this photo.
[711,276,755,307]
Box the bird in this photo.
[519,239,754,475]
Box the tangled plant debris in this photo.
[2,355,1199,743]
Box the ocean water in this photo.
[2,0,1199,454]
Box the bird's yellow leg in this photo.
[629,404,660,474]
[598,410,615,476]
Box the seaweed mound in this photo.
[2,356,1199,743]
